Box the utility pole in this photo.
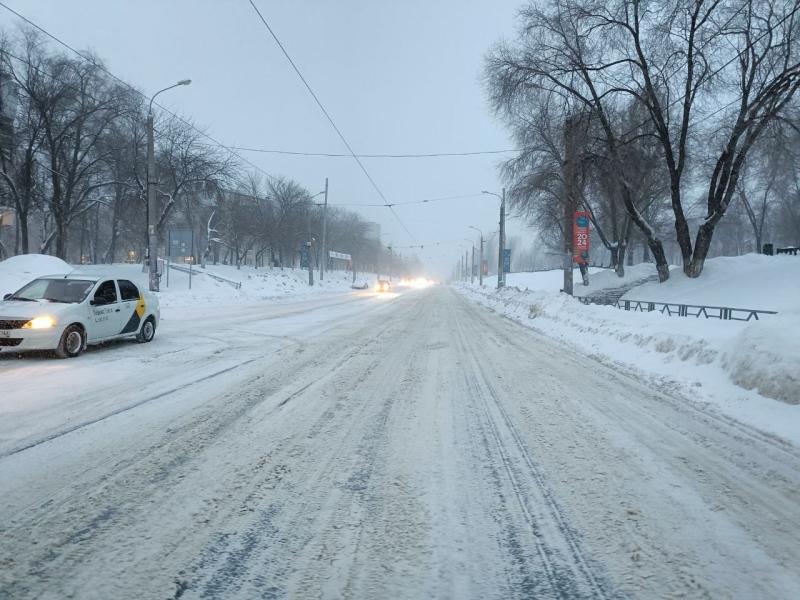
[563,115,577,296]
[146,79,191,292]
[388,245,393,282]
[320,177,328,281]
[497,187,506,289]
[479,235,484,286]
[307,241,314,286]
[471,245,475,284]
[146,111,159,292]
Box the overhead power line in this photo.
[0,1,275,182]
[333,193,487,208]
[246,0,416,241]
[229,146,520,158]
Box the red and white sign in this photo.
[573,211,590,264]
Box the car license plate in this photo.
[0,330,10,338]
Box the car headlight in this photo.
[22,316,57,329]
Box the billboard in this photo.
[573,211,590,264]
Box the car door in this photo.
[88,280,123,340]
[116,279,145,335]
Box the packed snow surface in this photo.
[457,254,800,438]
[1,287,798,599]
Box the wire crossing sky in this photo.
[0,0,523,274]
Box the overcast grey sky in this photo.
[1,0,527,275]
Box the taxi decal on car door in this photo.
[119,295,146,334]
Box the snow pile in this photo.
[0,256,375,310]
[457,255,800,439]
[0,254,72,297]
[722,310,800,404]
[156,264,374,308]
[47,262,375,309]
[479,263,668,297]
[623,254,799,312]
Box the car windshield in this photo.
[11,278,95,303]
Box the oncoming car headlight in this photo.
[22,316,57,329]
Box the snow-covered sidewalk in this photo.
[456,254,800,444]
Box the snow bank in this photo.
[480,263,667,297]
[153,264,374,308]
[722,311,800,404]
[623,254,799,312]
[456,255,800,442]
[0,254,72,297]
[0,256,375,311]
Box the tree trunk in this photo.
[614,244,626,277]
[18,210,29,254]
[648,238,671,282]
[54,220,68,260]
[686,223,715,278]
[578,262,589,286]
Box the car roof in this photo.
[36,272,102,282]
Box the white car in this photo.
[0,273,160,358]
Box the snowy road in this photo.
[1,287,798,599]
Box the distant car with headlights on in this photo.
[376,279,391,293]
[0,274,159,358]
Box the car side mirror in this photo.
[2,293,11,300]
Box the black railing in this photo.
[606,298,777,321]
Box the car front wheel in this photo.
[136,317,156,343]
[55,325,85,359]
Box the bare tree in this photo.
[0,30,46,254]
[267,176,311,267]
[488,0,800,280]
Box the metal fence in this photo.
[577,296,778,321]
[168,263,242,290]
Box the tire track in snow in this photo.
[181,295,429,599]
[450,294,612,600]
[0,333,305,460]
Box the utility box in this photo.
[762,243,774,256]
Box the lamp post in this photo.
[147,79,191,292]
[469,226,484,286]
[320,178,328,281]
[482,188,506,289]
[461,238,475,284]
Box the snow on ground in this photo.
[0,254,376,312]
[3,287,799,599]
[480,262,668,297]
[456,254,800,444]
[0,254,71,297]
[623,253,799,311]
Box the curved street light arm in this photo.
[149,79,192,115]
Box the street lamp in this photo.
[461,237,476,284]
[468,225,484,286]
[147,79,191,292]
[482,188,506,289]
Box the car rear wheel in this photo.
[55,325,84,359]
[136,317,156,343]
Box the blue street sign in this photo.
[503,248,511,273]
[168,228,193,257]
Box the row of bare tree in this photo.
[0,27,401,277]
[487,0,800,281]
